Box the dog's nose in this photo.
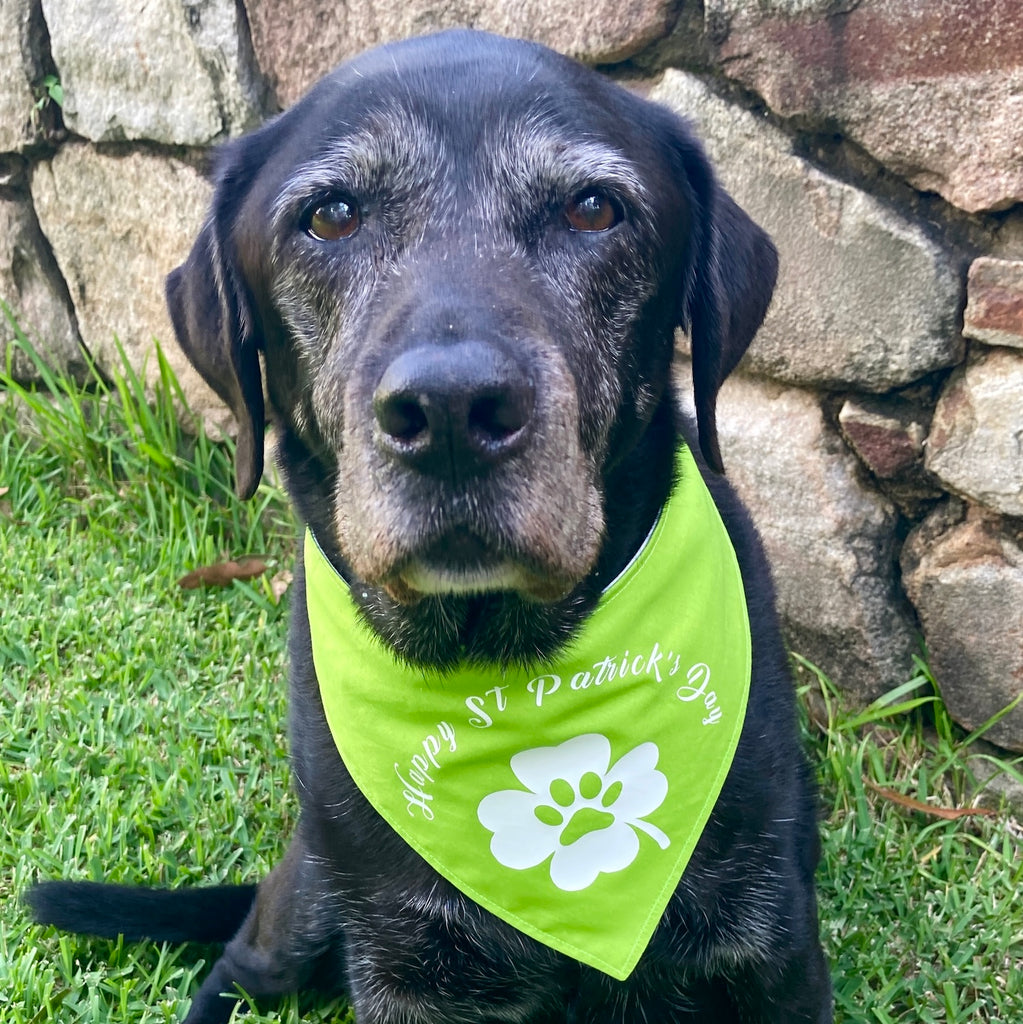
[373,341,533,479]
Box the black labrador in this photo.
[29,29,832,1024]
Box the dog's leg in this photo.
[728,939,833,1024]
[571,971,741,1024]
[182,838,341,1024]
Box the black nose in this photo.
[373,341,533,480]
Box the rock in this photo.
[40,0,266,144]
[963,257,1023,350]
[685,363,919,702]
[0,193,83,379]
[246,0,677,109]
[29,144,230,430]
[966,741,1023,815]
[925,348,1023,517]
[652,70,962,391]
[838,395,942,517]
[706,0,1023,214]
[0,0,52,153]
[991,212,1023,261]
[838,397,927,480]
[902,509,1023,752]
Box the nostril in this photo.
[468,392,530,445]
[377,394,429,443]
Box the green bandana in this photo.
[306,444,751,980]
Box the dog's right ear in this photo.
[166,163,265,501]
[687,186,778,474]
[664,117,778,474]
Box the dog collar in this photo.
[305,444,751,980]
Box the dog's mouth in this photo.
[380,526,579,605]
[400,528,514,594]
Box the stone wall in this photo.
[2,0,1021,749]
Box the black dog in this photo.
[30,30,832,1023]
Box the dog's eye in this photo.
[564,190,621,233]
[305,199,360,241]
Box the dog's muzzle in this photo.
[333,285,602,604]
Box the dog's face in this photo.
[265,72,681,605]
[168,31,776,662]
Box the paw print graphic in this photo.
[477,733,670,892]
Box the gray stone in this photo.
[902,509,1023,753]
[925,348,1023,518]
[679,362,919,702]
[246,0,676,109]
[30,144,230,430]
[966,741,1023,815]
[652,70,963,391]
[0,0,51,153]
[963,258,1023,351]
[0,192,83,378]
[706,0,1023,214]
[40,0,265,144]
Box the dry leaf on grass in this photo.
[863,777,997,821]
[177,556,268,590]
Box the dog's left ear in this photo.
[677,146,778,473]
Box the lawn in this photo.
[1,333,1021,1023]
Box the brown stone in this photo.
[836,395,944,518]
[838,398,927,480]
[246,0,676,109]
[963,258,1023,350]
[707,0,1023,213]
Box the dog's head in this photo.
[168,31,776,657]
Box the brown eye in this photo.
[565,190,620,232]
[306,199,360,241]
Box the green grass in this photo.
[2,330,1021,1022]
[0,329,349,1023]
[802,660,1023,1022]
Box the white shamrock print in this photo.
[476,733,669,892]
